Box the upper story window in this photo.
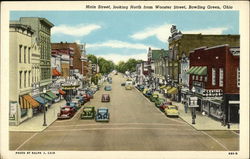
[19,45,22,63]
[219,68,224,87]
[24,46,27,63]
[237,67,240,87]
[212,68,216,86]
[28,47,31,63]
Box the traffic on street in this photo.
[10,73,239,151]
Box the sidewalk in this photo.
[9,100,66,132]
[171,101,239,131]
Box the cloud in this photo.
[130,24,172,43]
[131,24,229,42]
[183,27,229,34]
[87,40,159,50]
[96,53,147,64]
[51,24,101,37]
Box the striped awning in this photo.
[197,66,207,75]
[52,68,61,76]
[168,87,178,94]
[20,95,39,109]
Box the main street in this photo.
[10,74,239,151]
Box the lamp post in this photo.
[191,86,196,124]
[43,88,47,126]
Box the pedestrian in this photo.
[184,101,188,113]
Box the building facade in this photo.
[9,22,40,125]
[188,45,239,123]
[168,25,240,102]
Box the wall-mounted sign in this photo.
[9,101,17,120]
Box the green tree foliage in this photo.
[116,58,142,73]
[87,54,97,64]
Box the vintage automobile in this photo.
[144,89,153,98]
[136,84,144,91]
[154,98,166,108]
[82,93,91,102]
[95,107,110,122]
[164,105,179,117]
[57,106,76,119]
[81,106,95,119]
[143,88,149,95]
[125,85,132,90]
[67,101,81,110]
[104,85,112,91]
[149,92,159,102]
[159,101,173,112]
[101,94,110,102]
[73,95,84,105]
[121,82,126,86]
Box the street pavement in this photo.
[9,73,239,151]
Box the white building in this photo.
[9,22,39,125]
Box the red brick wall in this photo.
[189,45,239,94]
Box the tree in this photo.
[87,54,97,64]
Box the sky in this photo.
[10,11,239,64]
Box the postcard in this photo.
[1,1,249,159]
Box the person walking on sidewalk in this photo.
[184,101,188,113]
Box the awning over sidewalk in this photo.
[168,87,178,94]
[34,96,48,105]
[45,91,58,100]
[52,68,61,76]
[20,95,40,109]
[196,66,207,75]
[58,89,66,95]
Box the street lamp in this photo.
[191,86,196,124]
[43,88,47,126]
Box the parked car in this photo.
[101,94,110,102]
[104,85,112,91]
[57,106,76,119]
[125,85,132,90]
[73,96,84,105]
[86,90,94,99]
[95,107,110,122]
[164,105,179,117]
[149,92,159,102]
[81,106,95,119]
[136,85,144,91]
[159,101,173,112]
[154,98,166,108]
[121,83,126,86]
[67,101,81,110]
[82,93,91,102]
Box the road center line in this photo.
[201,131,229,151]
[16,132,38,151]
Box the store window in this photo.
[212,68,216,86]
[219,68,224,87]
[21,108,28,118]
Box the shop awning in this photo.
[52,68,61,76]
[197,66,207,76]
[160,85,166,89]
[34,96,48,104]
[46,91,57,100]
[186,66,195,74]
[189,66,200,74]
[193,67,203,75]
[43,94,53,101]
[168,87,178,94]
[20,95,40,109]
[210,99,223,105]
[59,89,66,95]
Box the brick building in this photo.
[187,44,239,123]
